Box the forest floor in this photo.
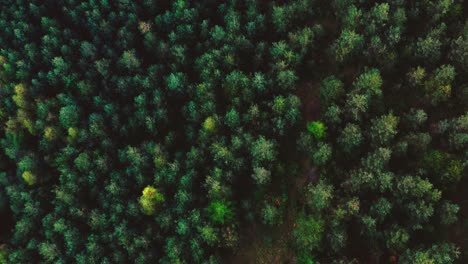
[229,81,321,263]
[229,169,310,264]
[447,176,468,260]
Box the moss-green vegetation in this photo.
[0,0,466,263]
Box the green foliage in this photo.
[415,24,446,61]
[370,198,392,222]
[119,50,141,70]
[400,243,460,264]
[74,153,91,172]
[251,136,277,165]
[199,225,219,246]
[166,72,186,92]
[370,3,390,25]
[21,171,36,186]
[203,116,216,133]
[332,29,364,62]
[294,214,324,252]
[429,66,455,105]
[369,113,399,146]
[320,76,344,105]
[450,24,468,70]
[306,121,326,140]
[297,252,315,264]
[252,167,271,185]
[206,200,234,225]
[440,201,459,225]
[67,127,78,142]
[261,202,282,226]
[338,123,362,152]
[38,242,58,263]
[345,93,369,121]
[353,68,383,97]
[59,105,79,128]
[312,142,332,166]
[386,226,409,251]
[224,109,239,129]
[423,150,464,184]
[323,104,342,124]
[12,83,28,109]
[408,66,426,86]
[305,181,333,212]
[139,186,165,215]
[0,1,465,263]
[0,245,8,264]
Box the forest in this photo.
[0,0,466,263]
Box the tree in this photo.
[272,6,289,33]
[422,150,464,184]
[0,1,466,262]
[345,93,369,121]
[296,252,316,264]
[424,64,455,105]
[444,159,463,183]
[276,70,298,91]
[353,69,383,97]
[369,113,399,146]
[370,3,389,25]
[224,71,249,98]
[405,109,427,129]
[139,186,164,215]
[370,198,392,222]
[305,181,333,212]
[332,29,364,62]
[224,109,239,129]
[385,226,409,251]
[306,121,326,140]
[327,220,347,253]
[203,116,217,133]
[12,83,28,109]
[199,225,219,246]
[252,72,267,92]
[439,201,459,225]
[251,136,277,166]
[165,72,186,93]
[294,214,324,252]
[397,175,441,227]
[450,24,468,70]
[312,142,332,166]
[320,76,344,106]
[415,23,446,62]
[74,153,91,172]
[119,50,141,71]
[80,41,96,60]
[342,5,362,30]
[38,242,59,263]
[408,66,426,86]
[427,0,456,21]
[323,104,342,124]
[206,200,234,225]
[252,167,271,185]
[400,243,460,264]
[338,123,362,152]
[21,171,36,186]
[271,41,299,68]
[0,244,8,263]
[59,105,79,128]
[262,202,282,226]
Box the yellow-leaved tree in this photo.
[139,186,164,215]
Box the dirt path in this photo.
[229,170,311,264]
[229,78,322,263]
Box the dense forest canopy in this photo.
[0,0,466,263]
